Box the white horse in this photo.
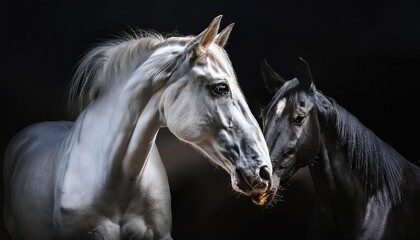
[3,16,273,240]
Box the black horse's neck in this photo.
[306,92,420,239]
[313,92,404,204]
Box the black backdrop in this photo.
[1,0,420,239]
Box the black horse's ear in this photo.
[296,57,314,90]
[261,59,286,94]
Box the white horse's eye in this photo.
[211,83,230,96]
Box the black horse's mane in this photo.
[330,97,403,204]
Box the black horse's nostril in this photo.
[259,166,271,182]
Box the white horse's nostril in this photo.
[259,166,271,182]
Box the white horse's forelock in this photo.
[207,44,237,83]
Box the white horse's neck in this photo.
[66,70,164,190]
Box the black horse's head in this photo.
[257,58,323,205]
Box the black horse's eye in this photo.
[294,115,305,125]
[211,83,230,96]
[283,148,294,157]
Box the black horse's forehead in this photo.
[263,79,300,118]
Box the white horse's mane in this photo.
[67,29,236,118]
[68,30,185,115]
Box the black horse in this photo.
[259,57,420,239]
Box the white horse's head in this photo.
[70,15,273,204]
[148,16,272,201]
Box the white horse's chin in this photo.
[251,190,276,206]
[254,174,281,206]
[231,174,276,206]
[230,170,270,197]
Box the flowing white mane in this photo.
[68,31,167,115]
[67,30,237,117]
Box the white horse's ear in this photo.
[191,15,222,55]
[216,23,234,47]
[200,15,222,49]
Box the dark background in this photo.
[1,0,420,239]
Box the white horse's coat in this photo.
[3,16,272,240]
